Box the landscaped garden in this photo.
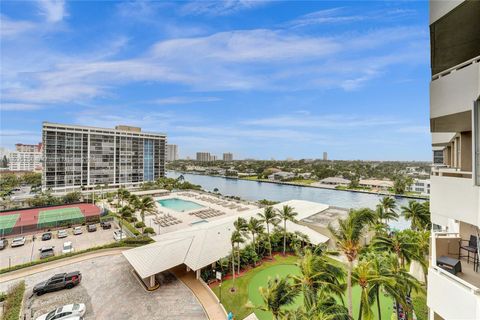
[212,255,395,320]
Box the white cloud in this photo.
[288,8,364,28]
[180,0,267,16]
[38,0,67,23]
[0,15,35,37]
[153,96,221,105]
[0,103,44,111]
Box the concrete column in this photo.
[186,266,191,272]
[196,269,201,280]
[149,275,156,288]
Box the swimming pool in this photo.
[157,198,204,212]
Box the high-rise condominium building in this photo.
[427,1,480,319]
[8,142,43,171]
[223,152,233,161]
[196,152,215,162]
[166,144,179,162]
[42,123,166,193]
[323,152,328,161]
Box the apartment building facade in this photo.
[196,152,217,162]
[8,143,43,171]
[223,152,233,161]
[166,144,179,162]
[427,1,480,319]
[42,123,166,193]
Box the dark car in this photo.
[33,271,82,295]
[0,238,7,250]
[39,246,55,259]
[100,221,111,230]
[41,232,53,241]
[87,224,97,232]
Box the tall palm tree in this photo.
[230,230,243,291]
[248,217,264,257]
[328,208,375,317]
[258,275,300,320]
[373,231,421,268]
[277,205,298,255]
[234,217,248,274]
[136,196,156,228]
[353,259,394,320]
[282,295,351,320]
[291,249,345,310]
[117,188,130,208]
[401,200,429,231]
[377,196,398,223]
[258,206,279,258]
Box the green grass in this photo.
[38,207,85,228]
[212,255,394,320]
[1,281,25,320]
[288,179,316,185]
[0,214,19,234]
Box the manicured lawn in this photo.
[211,255,394,320]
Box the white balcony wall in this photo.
[430,175,480,227]
[428,267,480,320]
[430,61,479,119]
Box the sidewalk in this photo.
[0,247,128,283]
[172,266,226,320]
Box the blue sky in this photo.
[0,0,431,160]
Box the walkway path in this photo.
[172,266,226,320]
[0,247,129,283]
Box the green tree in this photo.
[401,201,430,231]
[277,205,298,255]
[373,231,422,268]
[328,208,375,317]
[258,206,279,258]
[377,197,398,223]
[247,217,264,258]
[234,217,248,273]
[136,196,156,229]
[22,172,41,186]
[63,191,81,204]
[230,230,244,291]
[258,275,300,320]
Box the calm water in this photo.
[167,171,425,230]
[157,198,205,212]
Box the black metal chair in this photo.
[459,235,478,265]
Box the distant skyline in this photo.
[1,1,430,161]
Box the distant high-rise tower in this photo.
[323,152,328,161]
[166,144,179,161]
[223,153,233,161]
[196,152,211,162]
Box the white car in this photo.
[73,227,82,235]
[35,303,86,320]
[57,230,68,238]
[113,230,127,241]
[11,236,26,247]
[62,241,74,254]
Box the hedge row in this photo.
[0,236,153,275]
[118,217,140,236]
[2,281,25,320]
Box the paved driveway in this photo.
[0,255,207,320]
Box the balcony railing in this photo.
[431,167,472,178]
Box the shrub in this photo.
[143,227,154,234]
[135,221,146,228]
[2,281,25,320]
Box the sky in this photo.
[0,0,431,161]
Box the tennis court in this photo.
[0,214,19,236]
[37,207,86,228]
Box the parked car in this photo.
[11,236,26,247]
[87,224,97,232]
[35,303,86,320]
[73,227,82,235]
[113,230,127,241]
[39,246,55,259]
[42,232,53,241]
[0,238,8,250]
[100,221,111,229]
[33,271,82,295]
[57,229,68,238]
[62,241,74,254]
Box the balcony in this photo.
[430,171,480,227]
[428,232,480,319]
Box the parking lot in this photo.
[0,222,120,269]
[0,255,207,320]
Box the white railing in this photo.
[431,266,480,295]
[431,167,473,178]
[432,55,480,81]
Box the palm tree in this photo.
[401,200,429,231]
[328,208,375,317]
[117,188,130,208]
[258,275,300,320]
[291,249,345,310]
[282,295,351,320]
[277,205,298,256]
[377,196,398,223]
[248,217,264,257]
[136,196,156,229]
[258,206,279,258]
[230,230,243,291]
[373,231,421,268]
[234,217,248,274]
[353,259,394,320]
